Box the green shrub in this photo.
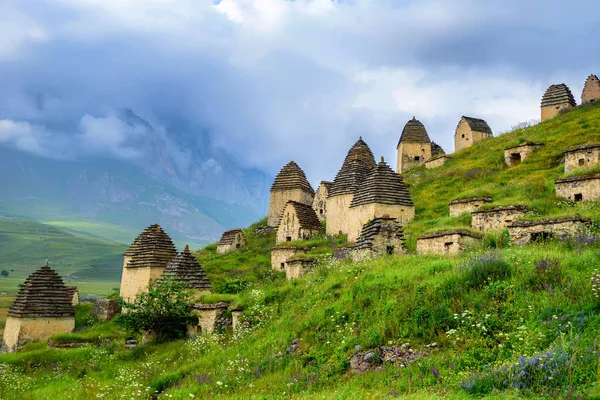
[461,253,513,289]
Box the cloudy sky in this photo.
[1,0,598,185]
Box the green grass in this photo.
[2,105,600,399]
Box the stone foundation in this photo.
[449,197,492,217]
[416,230,482,255]
[471,206,527,231]
[285,258,317,280]
[563,144,600,174]
[2,316,75,353]
[504,142,544,167]
[347,203,414,243]
[192,302,231,334]
[424,155,451,169]
[541,103,573,121]
[271,246,308,272]
[555,174,600,202]
[508,217,591,246]
[92,299,121,321]
[120,266,165,303]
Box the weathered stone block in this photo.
[471,205,527,231]
[449,197,492,217]
[92,299,121,321]
[504,142,544,167]
[555,174,600,202]
[271,246,308,272]
[507,217,591,246]
[191,302,231,334]
[217,229,246,254]
[425,155,451,169]
[285,258,317,280]
[2,317,75,353]
[416,230,482,255]
[563,144,600,174]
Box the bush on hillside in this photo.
[461,253,513,289]
[114,277,196,342]
[526,258,563,292]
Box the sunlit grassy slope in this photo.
[2,105,600,399]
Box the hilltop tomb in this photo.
[504,142,544,167]
[271,246,309,272]
[159,245,211,297]
[507,217,590,246]
[582,74,600,104]
[120,224,177,303]
[396,117,432,173]
[285,257,317,280]
[448,197,492,217]
[563,144,600,174]
[425,154,451,169]
[555,174,600,202]
[471,205,527,231]
[276,201,322,244]
[268,161,314,227]
[327,137,376,236]
[2,261,75,353]
[352,217,405,261]
[416,230,482,255]
[540,83,576,121]
[454,116,493,152]
[191,302,231,334]
[217,229,246,254]
[312,181,332,221]
[347,157,414,242]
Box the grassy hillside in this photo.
[2,106,600,399]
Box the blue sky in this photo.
[0,0,598,185]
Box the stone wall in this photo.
[276,205,321,244]
[449,198,492,217]
[508,217,590,246]
[231,310,243,331]
[312,184,329,221]
[416,230,482,255]
[92,299,121,322]
[455,120,491,152]
[555,174,600,202]
[396,142,432,173]
[347,203,414,242]
[271,246,308,271]
[471,206,527,231]
[285,258,316,280]
[2,316,74,353]
[425,155,450,169]
[541,103,573,121]
[326,194,353,236]
[564,146,600,174]
[504,143,543,167]
[120,265,165,303]
[193,303,230,334]
[268,189,314,227]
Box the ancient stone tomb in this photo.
[159,245,211,297]
[454,116,493,152]
[555,173,600,202]
[540,83,576,121]
[507,217,590,246]
[312,181,332,221]
[191,302,231,334]
[276,201,322,244]
[285,257,317,280]
[3,261,75,353]
[92,299,121,322]
[563,144,600,174]
[416,230,482,255]
[271,246,308,272]
[582,74,600,104]
[471,205,527,231]
[120,224,177,303]
[352,217,405,261]
[425,155,451,169]
[268,161,314,227]
[396,117,432,173]
[504,142,544,167]
[217,228,246,254]
[448,197,492,217]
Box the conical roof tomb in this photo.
[582,74,600,104]
[120,223,178,302]
[396,117,433,173]
[160,245,211,293]
[329,137,376,197]
[541,83,576,121]
[268,161,315,227]
[7,260,75,318]
[3,260,76,352]
[350,158,413,208]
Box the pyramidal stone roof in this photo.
[329,137,376,197]
[350,157,413,208]
[160,245,211,291]
[8,260,75,318]
[541,84,576,107]
[283,201,322,231]
[217,229,244,246]
[461,116,493,135]
[124,224,177,269]
[271,161,314,194]
[354,217,405,251]
[397,117,430,147]
[431,141,445,156]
